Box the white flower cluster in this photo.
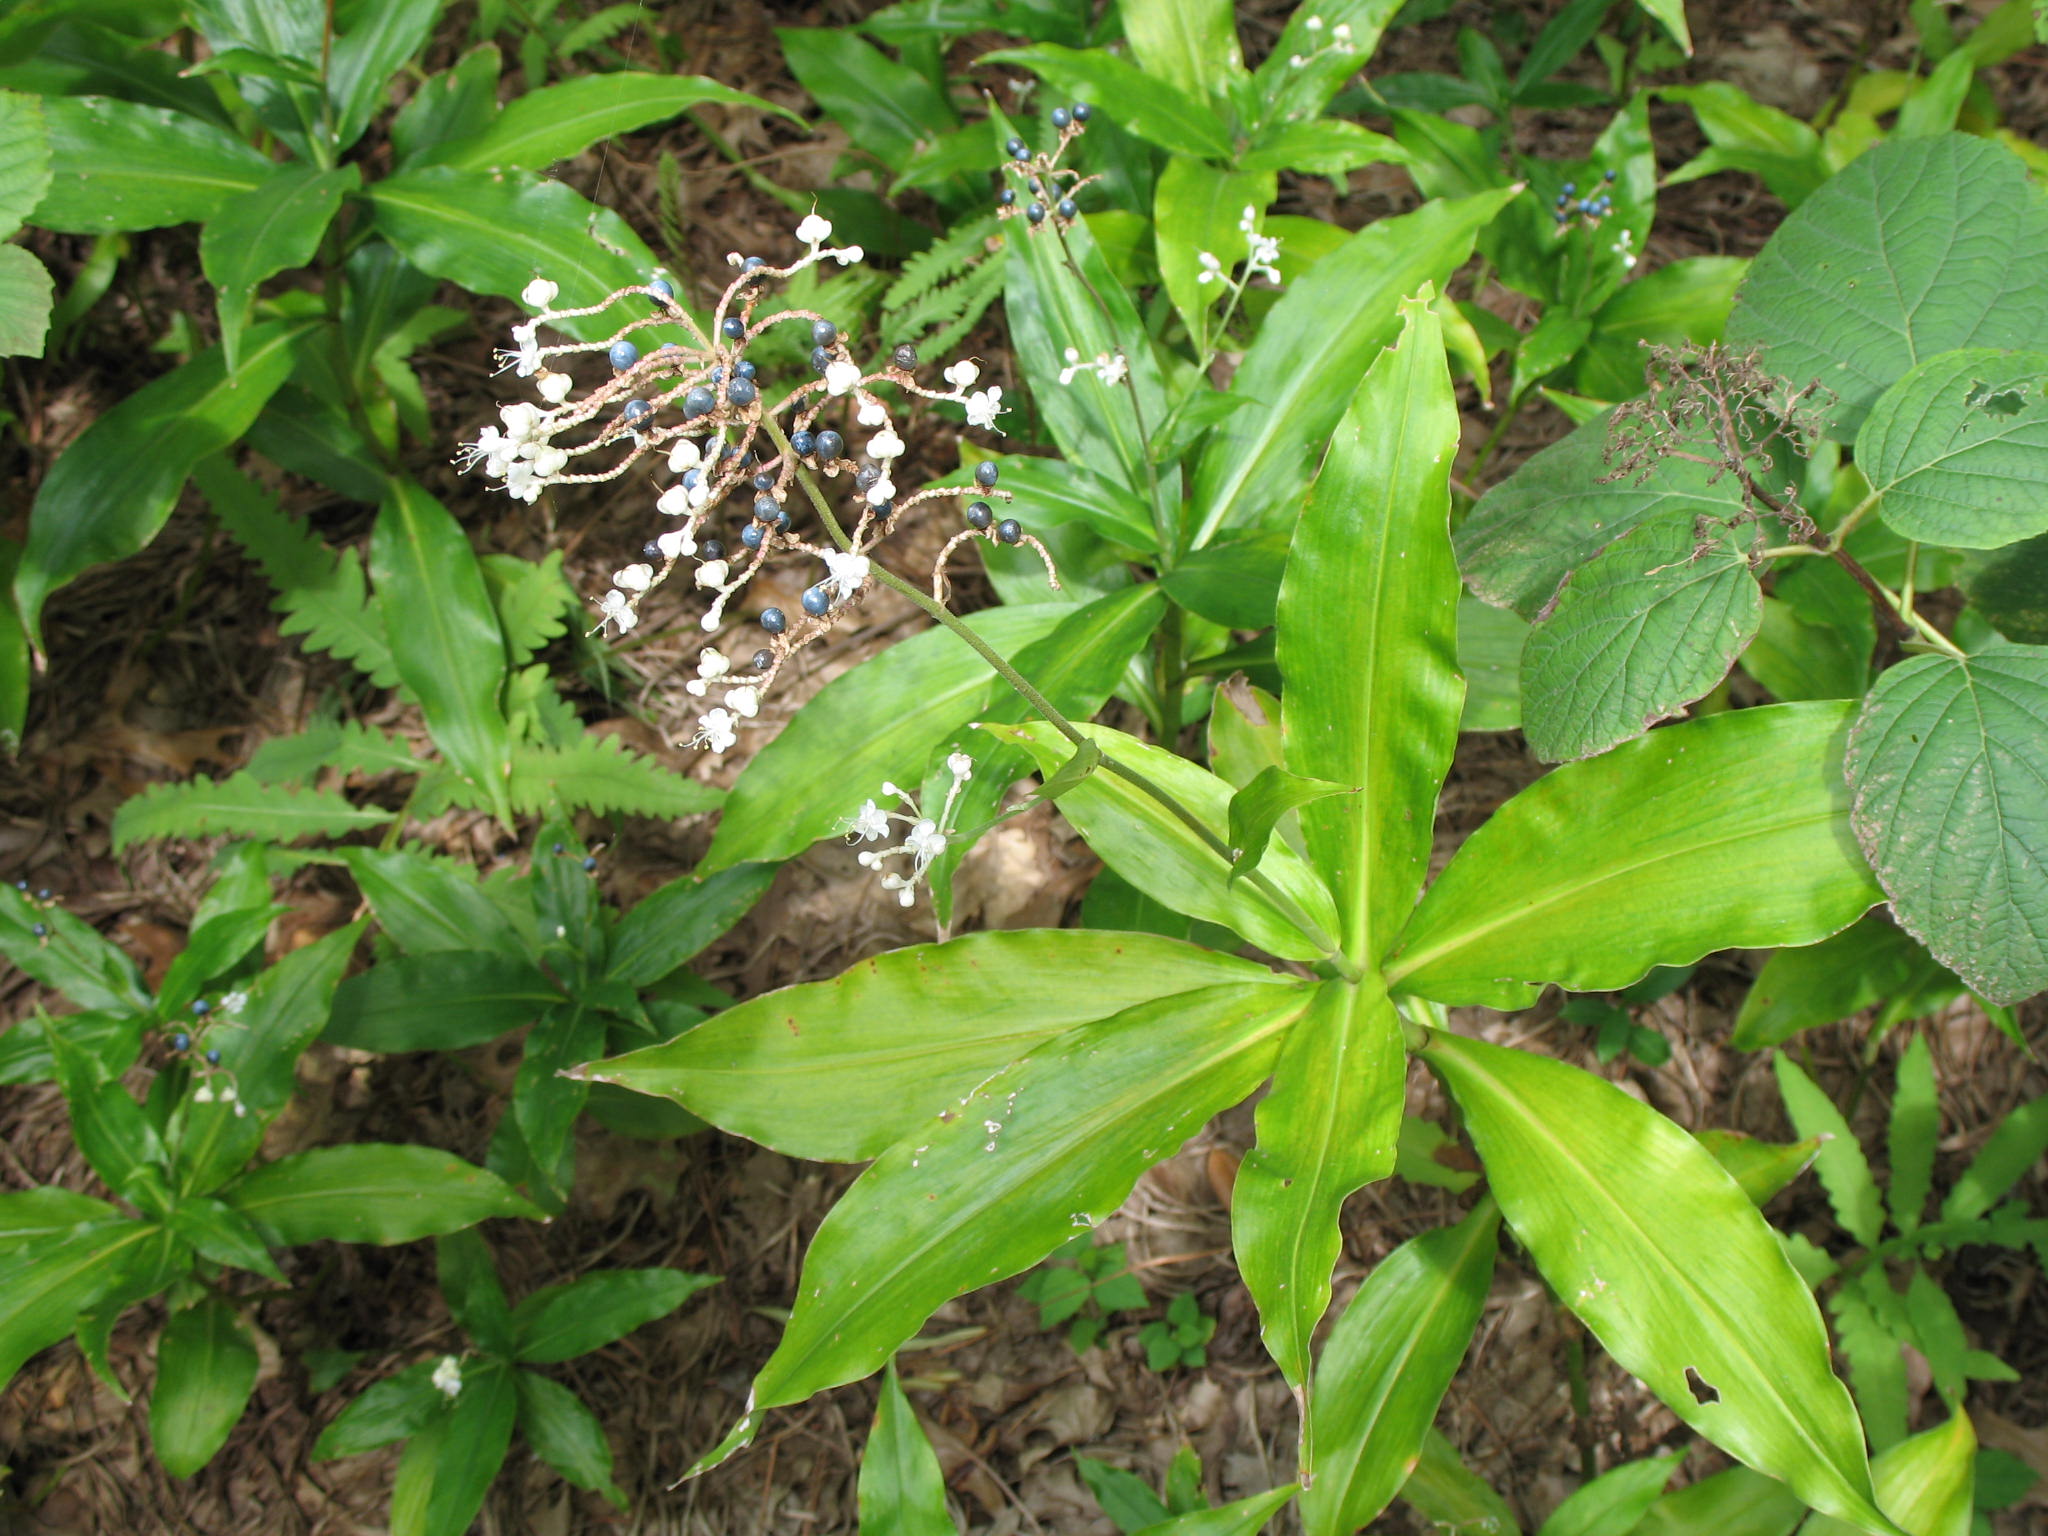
[1057,347,1129,387]
[431,1355,463,1399]
[843,751,976,907]
[1289,15,1355,65]
[1195,207,1283,294]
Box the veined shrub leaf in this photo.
[1385,703,1881,1008]
[690,980,1311,1476]
[1727,133,2048,440]
[1520,518,1762,762]
[1856,348,2048,549]
[1420,1033,1898,1536]
[592,929,1287,1162]
[111,773,392,851]
[1960,531,2048,643]
[1843,642,2048,1003]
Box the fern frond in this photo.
[505,664,588,749]
[656,150,686,262]
[509,737,722,818]
[882,212,999,315]
[918,255,1006,358]
[482,551,577,669]
[113,773,394,851]
[249,721,423,785]
[194,457,399,687]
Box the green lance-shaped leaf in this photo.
[405,1357,518,1536]
[591,929,1287,1162]
[30,95,273,233]
[1225,768,1351,883]
[605,862,777,990]
[1856,349,2048,549]
[516,1370,627,1509]
[1133,1487,1300,1536]
[1726,133,2048,441]
[0,1217,167,1395]
[1459,596,1529,731]
[1119,0,1243,101]
[1633,0,1692,53]
[1398,1430,1525,1536]
[324,951,558,1053]
[337,846,530,960]
[151,1296,259,1478]
[991,721,1341,962]
[1887,1032,1938,1238]
[200,163,358,372]
[370,478,513,826]
[1456,407,1751,620]
[1843,642,2048,1004]
[1297,1201,1499,1534]
[0,244,50,362]
[313,1359,442,1459]
[0,88,52,238]
[1802,1411,1975,1536]
[1538,1454,1687,1536]
[1730,913,1952,1050]
[0,878,152,1016]
[782,29,958,173]
[1386,702,1881,1008]
[324,0,442,150]
[111,772,394,851]
[1633,1464,1804,1536]
[1576,256,1748,402]
[1251,0,1407,127]
[14,320,305,650]
[1520,519,1762,763]
[369,167,662,343]
[1234,978,1406,1391]
[980,46,1232,159]
[423,71,797,171]
[1191,187,1516,545]
[1943,1093,2048,1224]
[689,980,1312,1477]
[511,1267,718,1364]
[703,604,1066,873]
[1418,1031,1900,1536]
[1278,291,1462,962]
[859,1362,956,1536]
[223,1144,539,1246]
[1696,1129,1822,1207]
[1153,157,1276,355]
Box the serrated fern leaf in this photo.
[917,256,1006,358]
[194,456,399,687]
[1828,1281,1908,1452]
[247,720,423,785]
[482,551,577,669]
[506,664,588,749]
[113,773,393,851]
[882,212,999,315]
[509,737,721,818]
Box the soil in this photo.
[3,2,2046,1534]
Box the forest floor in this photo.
[2,1,2046,1533]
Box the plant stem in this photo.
[762,418,1357,975]
[1564,1328,1599,1483]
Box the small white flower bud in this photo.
[667,438,702,472]
[521,277,559,308]
[536,369,572,403]
[613,563,654,592]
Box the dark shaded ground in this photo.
[3,1,2046,1532]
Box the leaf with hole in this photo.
[1856,348,2048,549]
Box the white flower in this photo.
[1611,227,1638,270]
[867,428,905,461]
[903,818,946,866]
[825,359,862,396]
[219,990,249,1015]
[1304,13,1324,28]
[694,708,738,753]
[796,211,834,246]
[613,563,653,592]
[219,1083,237,1103]
[536,369,572,404]
[667,437,702,473]
[506,323,541,377]
[1333,22,1352,40]
[1097,352,1129,387]
[844,799,891,842]
[194,1083,216,1104]
[500,402,544,442]
[685,647,730,697]
[458,425,515,477]
[530,444,568,477]
[521,278,558,309]
[866,474,896,507]
[944,359,980,389]
[833,244,864,266]
[431,1355,463,1399]
[599,589,638,632]
[657,529,692,560]
[504,460,543,503]
[724,685,760,718]
[695,559,729,590]
[1196,250,1224,285]
[856,397,888,427]
[658,483,692,516]
[947,751,974,780]
[821,550,870,600]
[964,386,1006,431]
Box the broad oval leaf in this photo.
[31,95,272,232]
[1726,133,2048,440]
[1385,703,1882,1007]
[1418,1032,1898,1536]
[703,605,1066,872]
[693,980,1312,1475]
[1297,1201,1498,1535]
[1192,187,1516,544]
[1154,157,1276,354]
[1959,531,2048,644]
[980,46,1232,159]
[423,72,797,171]
[223,1144,538,1245]
[591,929,1286,1161]
[516,1369,626,1508]
[1520,519,1762,763]
[14,321,305,648]
[1856,348,2048,549]
[151,1296,259,1477]
[1843,642,2048,1004]
[199,163,358,372]
[1457,407,1751,620]
[991,720,1342,962]
[324,951,558,1053]
[0,1218,166,1393]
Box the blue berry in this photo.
[740,523,765,549]
[683,386,715,418]
[974,460,999,487]
[682,467,701,490]
[753,493,783,522]
[742,255,767,275]
[727,376,758,407]
[648,276,674,303]
[609,339,639,370]
[192,999,211,1015]
[812,319,839,348]
[1057,198,1077,219]
[642,541,661,560]
[552,841,565,854]
[31,922,47,938]
[810,345,831,374]
[1005,136,1027,156]
[1073,102,1092,121]
[1554,210,1569,224]
[34,889,49,901]
[12,879,25,890]
[1010,143,1031,162]
[814,429,844,461]
[622,398,653,425]
[205,1048,221,1065]
[790,429,815,456]
[998,188,1016,206]
[581,856,597,872]
[752,648,773,670]
[1051,106,1072,129]
[1562,181,1577,196]
[736,359,757,380]
[996,518,1022,544]
[701,539,725,560]
[1556,193,1570,208]
[871,499,893,519]
[721,316,746,340]
[802,586,831,616]
[1604,168,1617,181]
[753,471,775,491]
[1026,202,1045,224]
[966,500,993,530]
[760,607,787,634]
[709,365,724,384]
[171,1032,190,1051]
